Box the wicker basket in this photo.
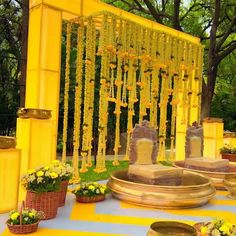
[222,153,236,162]
[25,191,59,220]
[7,221,39,234]
[6,201,39,234]
[58,181,69,207]
[76,194,105,203]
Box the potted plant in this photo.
[50,160,73,207]
[194,218,236,235]
[72,182,109,203]
[6,205,44,234]
[21,165,61,219]
[220,145,236,162]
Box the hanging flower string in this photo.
[62,22,72,163]
[71,19,84,182]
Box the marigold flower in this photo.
[28,169,35,174]
[49,172,58,179]
[36,171,44,177]
[10,212,19,220]
[219,224,230,235]
[44,166,49,170]
[52,160,60,164]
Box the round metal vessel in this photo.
[146,221,197,236]
[107,169,215,209]
[175,161,236,190]
[224,174,236,199]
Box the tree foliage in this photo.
[0,0,22,134]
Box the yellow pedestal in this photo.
[223,132,236,147]
[203,118,223,158]
[16,118,55,172]
[0,149,21,213]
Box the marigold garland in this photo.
[61,12,203,177]
[62,22,72,163]
[71,19,84,181]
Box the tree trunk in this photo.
[201,67,217,120]
[19,0,29,107]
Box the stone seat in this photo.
[128,164,183,186]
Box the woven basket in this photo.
[76,194,105,203]
[222,153,236,162]
[7,221,39,234]
[6,201,39,234]
[58,181,69,207]
[25,191,59,220]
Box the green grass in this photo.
[79,160,129,182]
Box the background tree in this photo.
[104,0,236,120]
[0,0,29,134]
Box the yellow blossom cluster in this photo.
[21,160,73,193]
[200,219,236,236]
[8,208,43,225]
[72,182,109,197]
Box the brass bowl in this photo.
[0,136,16,149]
[223,175,236,199]
[175,161,236,190]
[17,108,52,119]
[147,221,197,236]
[107,169,215,209]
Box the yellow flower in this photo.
[88,185,95,191]
[200,226,208,234]
[29,212,35,218]
[10,212,19,220]
[219,224,231,235]
[52,160,60,164]
[28,169,35,174]
[49,172,58,179]
[44,166,49,170]
[224,222,233,230]
[36,171,44,177]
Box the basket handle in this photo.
[19,201,25,225]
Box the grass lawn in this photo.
[79,160,129,182]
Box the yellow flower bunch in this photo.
[72,182,109,197]
[200,219,236,236]
[8,208,43,225]
[50,160,73,181]
[21,161,70,193]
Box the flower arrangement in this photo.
[21,160,73,193]
[7,209,43,225]
[199,219,236,236]
[21,166,61,193]
[220,145,236,154]
[72,182,109,197]
[50,160,73,181]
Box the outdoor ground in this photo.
[0,187,235,236]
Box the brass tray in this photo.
[175,161,236,190]
[147,221,197,236]
[17,108,52,119]
[107,169,215,209]
[0,136,16,149]
[223,175,236,199]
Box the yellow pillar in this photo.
[175,92,187,160]
[0,149,21,213]
[203,118,223,158]
[16,3,62,170]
